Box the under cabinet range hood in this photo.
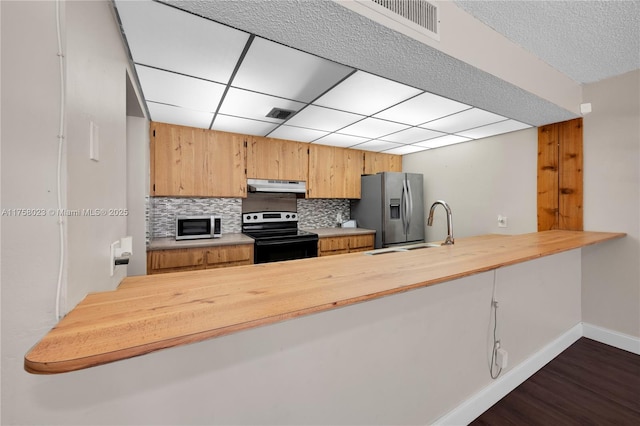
[247,179,306,194]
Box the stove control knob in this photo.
[285,214,290,219]
[292,214,296,219]
[246,215,251,220]
[253,215,258,220]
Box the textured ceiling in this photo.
[455,0,640,84]
[162,0,578,127]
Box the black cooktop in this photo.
[243,228,317,241]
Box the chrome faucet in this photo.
[427,200,454,245]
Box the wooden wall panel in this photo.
[538,124,559,231]
[537,118,583,231]
[558,119,583,230]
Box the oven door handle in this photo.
[254,237,319,246]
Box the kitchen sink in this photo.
[363,242,441,255]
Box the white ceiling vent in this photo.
[368,0,440,40]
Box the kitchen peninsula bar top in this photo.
[25,230,624,374]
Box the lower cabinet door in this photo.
[147,244,254,274]
[205,245,254,268]
[147,248,206,274]
[318,234,375,257]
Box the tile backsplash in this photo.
[150,197,242,238]
[148,197,351,240]
[297,198,350,228]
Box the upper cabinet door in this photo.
[308,145,363,199]
[363,152,402,175]
[247,136,309,181]
[150,122,247,197]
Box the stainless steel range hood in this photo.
[247,179,307,194]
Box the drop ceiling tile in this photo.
[213,114,279,136]
[148,102,213,129]
[219,88,305,123]
[383,145,429,155]
[313,71,422,115]
[339,117,409,139]
[136,65,225,112]
[456,120,532,139]
[415,135,472,148]
[115,0,249,82]
[379,127,444,144]
[313,133,370,148]
[420,108,507,133]
[352,140,404,152]
[374,92,471,126]
[268,125,329,142]
[232,37,353,103]
[285,105,364,132]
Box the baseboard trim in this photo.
[582,323,640,355]
[433,323,640,425]
[433,324,583,426]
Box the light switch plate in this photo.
[90,121,100,162]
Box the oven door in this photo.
[254,236,318,264]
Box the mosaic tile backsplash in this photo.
[148,197,351,240]
[297,198,351,228]
[150,197,242,238]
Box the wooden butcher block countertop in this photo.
[25,230,624,374]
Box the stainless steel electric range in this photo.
[242,211,318,264]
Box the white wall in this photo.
[1,1,67,417]
[581,70,640,338]
[126,115,149,276]
[402,128,538,242]
[1,0,133,423]
[64,0,130,306]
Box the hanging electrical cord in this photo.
[489,269,502,379]
[54,0,66,320]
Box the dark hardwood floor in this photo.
[470,338,640,425]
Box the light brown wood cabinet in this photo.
[318,234,375,257]
[150,122,402,200]
[147,244,254,274]
[363,151,402,175]
[150,122,247,197]
[308,145,364,199]
[247,136,309,181]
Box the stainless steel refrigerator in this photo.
[351,172,425,248]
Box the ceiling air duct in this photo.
[353,0,440,41]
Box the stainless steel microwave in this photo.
[176,215,221,240]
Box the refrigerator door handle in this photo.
[407,179,413,231]
[403,179,410,234]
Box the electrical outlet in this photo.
[496,348,508,369]
[497,215,508,228]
